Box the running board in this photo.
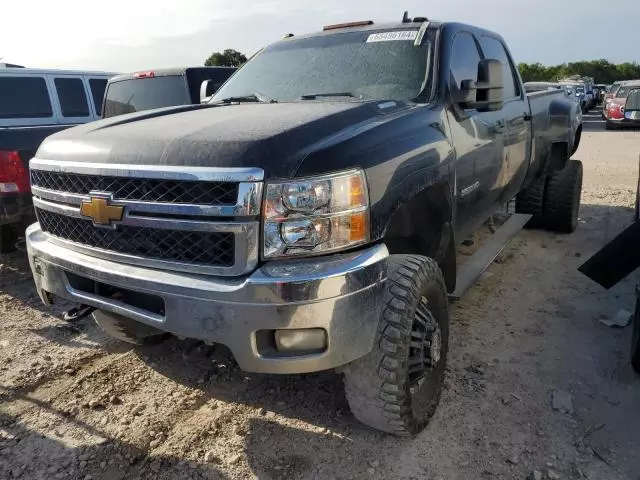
[449,213,532,301]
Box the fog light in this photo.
[274,329,327,353]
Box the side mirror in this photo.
[458,59,504,112]
[200,80,219,103]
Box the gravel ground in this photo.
[1,112,639,480]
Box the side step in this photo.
[449,213,532,301]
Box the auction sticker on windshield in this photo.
[366,31,418,43]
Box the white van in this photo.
[0,68,117,127]
[0,68,117,252]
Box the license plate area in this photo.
[624,110,640,120]
[65,271,165,317]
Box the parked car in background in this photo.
[602,81,624,118]
[604,80,640,129]
[560,76,596,111]
[101,67,237,119]
[27,15,582,436]
[595,84,609,104]
[0,68,116,252]
[560,83,588,112]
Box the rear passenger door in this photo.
[446,31,506,237]
[50,75,93,125]
[478,35,532,204]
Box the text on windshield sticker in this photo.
[366,31,418,43]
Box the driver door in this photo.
[445,31,505,238]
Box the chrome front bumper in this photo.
[27,224,388,374]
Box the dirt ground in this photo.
[1,112,639,480]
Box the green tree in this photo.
[205,49,247,67]
[517,60,640,84]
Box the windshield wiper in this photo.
[212,93,277,104]
[299,92,356,100]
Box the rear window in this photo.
[0,77,53,119]
[54,78,89,117]
[89,78,108,115]
[102,76,189,118]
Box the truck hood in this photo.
[36,101,412,179]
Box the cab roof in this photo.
[282,20,441,41]
[278,19,512,47]
[108,66,237,84]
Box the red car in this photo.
[605,80,640,130]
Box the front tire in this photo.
[543,160,583,233]
[343,255,449,436]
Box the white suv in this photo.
[0,68,117,252]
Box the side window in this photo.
[478,36,520,99]
[449,32,482,91]
[54,78,89,117]
[0,77,53,118]
[89,79,108,115]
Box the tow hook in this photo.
[63,305,97,322]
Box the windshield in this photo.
[626,89,640,111]
[616,87,633,98]
[211,29,431,103]
[102,75,189,118]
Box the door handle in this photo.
[523,112,532,121]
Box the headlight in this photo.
[263,169,369,258]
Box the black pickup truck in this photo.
[26,15,582,436]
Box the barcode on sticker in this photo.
[366,31,418,43]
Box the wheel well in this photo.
[548,142,569,172]
[383,182,456,292]
[571,125,582,156]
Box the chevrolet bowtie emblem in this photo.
[80,196,124,226]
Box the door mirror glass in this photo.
[200,80,219,103]
[458,59,504,112]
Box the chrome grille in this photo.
[36,208,235,266]
[30,159,263,276]
[30,170,238,204]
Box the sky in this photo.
[1,0,638,72]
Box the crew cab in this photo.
[101,67,237,119]
[26,15,582,436]
[0,68,116,252]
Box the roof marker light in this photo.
[133,71,155,79]
[323,21,373,31]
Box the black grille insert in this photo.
[30,170,238,205]
[36,208,235,267]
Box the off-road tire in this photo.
[342,255,449,436]
[515,175,546,229]
[93,310,169,346]
[543,160,583,233]
[0,224,18,254]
